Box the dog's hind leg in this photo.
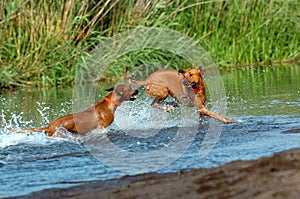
[143,83,173,112]
[166,101,179,108]
[151,98,174,112]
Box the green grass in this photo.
[0,0,299,88]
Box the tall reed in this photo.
[0,0,299,88]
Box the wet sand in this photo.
[12,148,300,199]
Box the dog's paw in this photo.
[166,101,179,108]
[224,118,237,123]
[165,106,175,112]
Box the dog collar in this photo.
[104,96,121,106]
[192,86,204,93]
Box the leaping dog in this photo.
[8,84,138,136]
[124,67,235,123]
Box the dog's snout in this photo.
[129,89,139,101]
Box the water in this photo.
[0,65,299,197]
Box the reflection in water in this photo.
[222,65,300,116]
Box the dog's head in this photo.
[105,84,138,102]
[178,67,204,89]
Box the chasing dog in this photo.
[124,67,236,123]
[7,84,138,136]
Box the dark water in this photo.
[0,65,299,197]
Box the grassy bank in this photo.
[0,0,299,88]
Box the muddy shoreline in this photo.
[11,148,300,199]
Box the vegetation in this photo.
[0,0,299,88]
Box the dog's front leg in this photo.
[199,107,236,123]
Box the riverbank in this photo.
[1,1,299,88]
[13,147,300,199]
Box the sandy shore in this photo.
[12,148,300,199]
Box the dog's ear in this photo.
[197,66,204,76]
[178,69,186,74]
[104,87,114,92]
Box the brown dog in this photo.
[124,67,235,123]
[7,84,138,136]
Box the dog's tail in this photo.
[7,127,47,134]
[124,67,147,86]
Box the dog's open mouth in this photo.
[130,90,139,101]
[191,82,198,88]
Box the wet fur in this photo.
[124,67,235,123]
[8,85,138,136]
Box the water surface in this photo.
[0,65,299,197]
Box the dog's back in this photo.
[145,70,196,107]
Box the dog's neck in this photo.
[192,85,204,93]
[104,96,121,106]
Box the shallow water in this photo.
[0,65,299,197]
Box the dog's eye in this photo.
[189,73,193,77]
